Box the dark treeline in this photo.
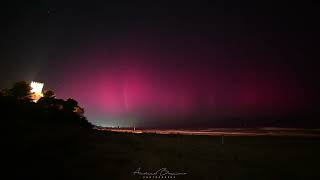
[0,81,93,129]
[0,81,94,179]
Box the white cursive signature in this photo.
[133,167,187,176]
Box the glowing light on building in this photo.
[30,81,44,102]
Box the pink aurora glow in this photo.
[56,46,309,125]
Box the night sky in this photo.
[1,1,319,128]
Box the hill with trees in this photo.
[1,81,94,178]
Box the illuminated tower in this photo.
[30,81,44,102]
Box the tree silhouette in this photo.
[43,90,55,98]
[63,98,78,112]
[8,81,32,101]
[1,81,93,129]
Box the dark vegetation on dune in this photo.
[1,81,320,180]
[1,81,93,178]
